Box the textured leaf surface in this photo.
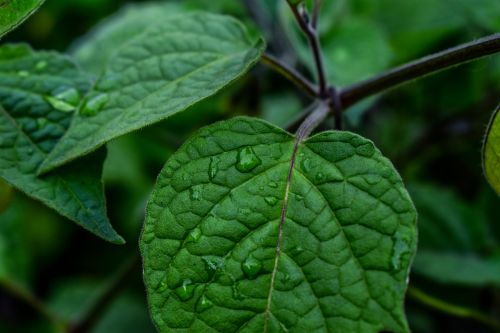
[141,117,417,333]
[413,251,500,287]
[484,106,500,196]
[71,2,187,74]
[0,0,45,38]
[0,44,123,243]
[40,13,264,173]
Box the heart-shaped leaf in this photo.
[39,12,265,173]
[141,117,417,333]
[0,44,123,244]
[0,0,45,39]
[484,106,500,196]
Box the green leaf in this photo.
[0,44,123,244]
[413,250,500,287]
[70,2,188,74]
[39,13,265,173]
[0,0,45,39]
[141,117,417,333]
[484,106,500,196]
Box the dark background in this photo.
[1,0,500,332]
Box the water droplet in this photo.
[203,256,224,275]
[280,273,291,284]
[264,196,278,206]
[17,70,29,77]
[208,156,220,180]
[295,194,303,202]
[232,282,245,300]
[157,276,169,292]
[301,158,313,173]
[315,172,325,182]
[196,295,213,312]
[241,257,262,279]
[35,61,47,70]
[80,93,108,117]
[190,187,202,201]
[290,246,304,256]
[259,186,265,191]
[239,207,251,216]
[268,181,278,188]
[187,228,201,243]
[391,231,410,270]
[236,147,261,173]
[45,87,81,112]
[174,279,195,301]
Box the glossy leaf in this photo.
[0,0,45,39]
[40,13,265,173]
[484,106,500,196]
[71,2,187,74]
[141,117,417,333]
[0,44,123,244]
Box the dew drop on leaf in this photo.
[264,196,278,206]
[300,158,313,173]
[208,156,220,180]
[203,256,224,276]
[187,228,201,243]
[238,207,251,216]
[196,295,213,312]
[295,194,304,201]
[315,172,325,182]
[189,187,202,201]
[45,87,81,112]
[241,256,262,279]
[157,276,169,292]
[236,147,261,172]
[391,230,410,270]
[80,93,109,117]
[232,282,245,300]
[268,181,278,188]
[174,279,195,301]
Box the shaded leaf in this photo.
[0,44,123,243]
[484,106,500,196]
[413,250,500,287]
[0,0,45,39]
[141,117,417,333]
[70,2,188,74]
[40,13,265,173]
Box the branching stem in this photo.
[286,0,328,97]
[261,53,317,97]
[341,33,500,108]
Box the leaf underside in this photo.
[0,44,123,244]
[141,117,417,333]
[40,12,265,173]
[0,0,45,39]
[484,106,500,196]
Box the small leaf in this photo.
[483,106,500,196]
[413,250,500,287]
[141,117,417,333]
[0,44,123,244]
[0,0,45,39]
[39,13,265,173]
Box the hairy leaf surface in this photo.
[71,2,187,74]
[0,44,123,243]
[40,13,265,173]
[484,106,500,196]
[0,0,45,38]
[141,117,417,333]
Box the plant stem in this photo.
[287,1,329,97]
[0,280,66,331]
[68,255,139,333]
[341,33,500,108]
[296,101,330,140]
[408,287,500,332]
[262,53,317,97]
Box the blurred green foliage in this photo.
[0,0,500,332]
